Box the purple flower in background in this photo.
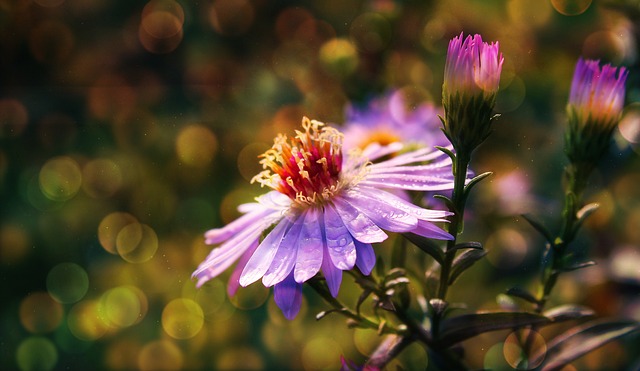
[193,117,455,319]
[568,58,628,128]
[342,90,448,152]
[565,58,628,165]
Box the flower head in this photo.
[565,58,628,165]
[441,33,504,155]
[443,33,503,99]
[193,117,456,319]
[342,90,448,152]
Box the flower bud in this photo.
[442,32,504,155]
[565,58,628,165]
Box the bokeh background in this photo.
[1,0,640,369]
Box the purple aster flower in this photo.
[342,90,448,152]
[442,32,503,155]
[193,117,455,319]
[568,58,628,129]
[565,58,628,166]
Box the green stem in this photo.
[436,152,470,300]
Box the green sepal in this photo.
[556,260,597,273]
[433,194,455,212]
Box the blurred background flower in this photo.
[1,0,639,370]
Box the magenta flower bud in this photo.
[565,58,628,165]
[443,33,504,98]
[442,32,504,155]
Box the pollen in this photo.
[252,117,344,207]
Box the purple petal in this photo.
[193,220,267,287]
[414,219,454,240]
[262,214,304,287]
[354,240,376,275]
[321,243,343,297]
[342,192,418,232]
[356,187,452,221]
[239,220,290,287]
[332,198,388,244]
[323,204,356,270]
[227,240,259,297]
[273,272,303,320]
[204,206,273,244]
[294,210,324,283]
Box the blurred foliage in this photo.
[1,0,639,369]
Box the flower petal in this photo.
[262,214,304,287]
[355,240,376,275]
[204,206,274,244]
[323,204,356,270]
[193,220,267,288]
[321,242,342,297]
[239,220,290,287]
[342,192,418,232]
[294,209,324,283]
[332,197,388,244]
[273,272,303,320]
[414,219,454,240]
[227,240,259,296]
[356,187,452,221]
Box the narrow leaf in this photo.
[448,249,487,285]
[450,241,483,253]
[403,233,445,265]
[438,311,551,347]
[544,304,595,323]
[521,214,554,244]
[464,171,493,197]
[435,145,456,163]
[433,194,455,212]
[534,319,640,370]
[557,260,597,273]
[506,287,540,305]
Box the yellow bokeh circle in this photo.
[115,223,159,263]
[67,300,109,341]
[162,298,204,339]
[100,286,146,328]
[175,124,218,167]
[16,336,58,371]
[98,212,138,254]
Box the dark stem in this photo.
[436,151,471,300]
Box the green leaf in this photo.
[402,233,445,265]
[438,311,551,347]
[433,194,455,211]
[556,260,597,273]
[506,287,540,305]
[435,145,456,163]
[534,319,640,370]
[521,214,554,244]
[448,249,487,285]
[463,171,492,198]
[573,202,600,236]
[450,241,483,253]
[543,304,595,323]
